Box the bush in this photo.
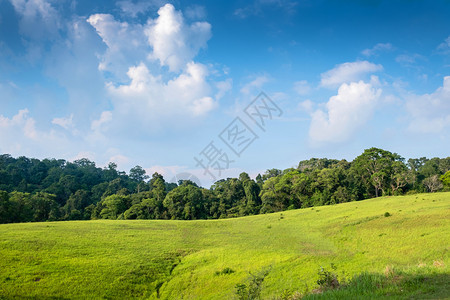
[384,212,391,217]
[214,267,235,276]
[316,264,340,291]
[235,268,270,300]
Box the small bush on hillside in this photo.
[316,264,340,290]
[384,212,391,217]
[215,267,235,276]
[235,268,270,300]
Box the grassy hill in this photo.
[0,193,449,299]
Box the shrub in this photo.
[316,264,340,291]
[215,267,235,276]
[235,268,270,300]
[384,212,391,217]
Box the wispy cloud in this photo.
[320,61,383,89]
[293,80,311,95]
[361,43,393,56]
[437,36,450,54]
[234,0,298,19]
[240,75,270,94]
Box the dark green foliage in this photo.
[384,212,391,217]
[316,264,340,290]
[0,148,448,223]
[214,267,235,276]
[235,268,270,300]
[0,190,10,223]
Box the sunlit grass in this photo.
[0,192,448,299]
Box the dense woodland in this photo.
[0,147,449,224]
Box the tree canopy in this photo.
[0,148,448,224]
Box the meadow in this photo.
[0,192,449,299]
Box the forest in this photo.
[0,147,449,224]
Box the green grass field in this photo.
[0,193,449,299]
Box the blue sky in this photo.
[1,0,450,187]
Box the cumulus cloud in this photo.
[309,81,381,143]
[86,4,222,133]
[406,76,450,133]
[87,13,148,78]
[361,43,393,56]
[107,62,216,124]
[320,61,383,89]
[145,4,211,72]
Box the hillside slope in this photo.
[0,193,449,299]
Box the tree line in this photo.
[0,148,449,223]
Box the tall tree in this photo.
[351,148,399,197]
[129,166,149,193]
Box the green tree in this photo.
[239,172,261,215]
[63,190,92,220]
[441,171,450,190]
[352,148,400,197]
[0,190,11,223]
[163,183,205,220]
[8,192,33,222]
[31,192,60,221]
[129,166,149,193]
[99,195,129,219]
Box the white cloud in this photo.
[361,43,393,56]
[240,75,269,94]
[293,80,311,95]
[87,13,147,78]
[0,109,37,140]
[86,4,220,132]
[215,79,233,100]
[406,76,450,133]
[309,81,381,143]
[107,62,216,126]
[52,114,74,130]
[0,109,74,157]
[145,4,211,72]
[395,53,425,66]
[437,36,450,54]
[10,0,60,40]
[320,61,383,89]
[91,111,112,132]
